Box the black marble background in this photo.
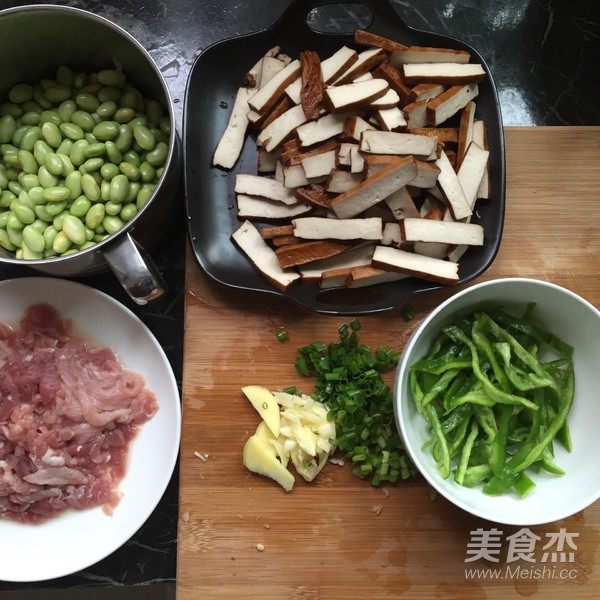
[0,0,597,597]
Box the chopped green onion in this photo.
[402,306,416,322]
[295,319,417,486]
[276,328,289,342]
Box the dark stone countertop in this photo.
[0,0,597,597]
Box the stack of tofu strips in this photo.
[213,29,491,292]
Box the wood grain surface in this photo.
[178,127,600,599]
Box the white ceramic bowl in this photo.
[394,277,600,526]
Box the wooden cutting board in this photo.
[178,127,600,599]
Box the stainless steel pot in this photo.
[0,4,181,304]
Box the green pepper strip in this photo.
[444,325,539,411]
[510,362,574,473]
[454,420,479,485]
[424,403,451,479]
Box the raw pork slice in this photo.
[0,304,159,524]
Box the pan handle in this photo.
[103,232,167,305]
[277,0,409,34]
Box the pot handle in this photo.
[103,232,167,305]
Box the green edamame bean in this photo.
[37,166,58,188]
[151,128,168,144]
[60,122,84,141]
[145,99,163,125]
[100,161,120,181]
[58,100,77,123]
[98,86,122,103]
[84,132,98,145]
[138,161,156,183]
[109,173,129,203]
[75,93,100,113]
[84,226,94,241]
[71,110,96,132]
[114,124,133,152]
[0,165,9,189]
[69,139,89,166]
[39,110,61,127]
[7,226,23,247]
[73,72,87,90]
[33,87,52,110]
[7,212,24,230]
[0,115,17,144]
[45,200,68,217]
[146,141,168,166]
[12,203,35,225]
[97,101,117,119]
[19,173,40,191]
[81,157,104,173]
[43,152,64,176]
[3,153,20,168]
[0,210,8,228]
[119,161,140,181]
[21,112,41,127]
[16,190,35,208]
[58,153,75,176]
[114,107,135,124]
[0,103,23,119]
[18,150,38,175]
[128,116,148,131]
[20,126,41,152]
[79,83,102,96]
[100,179,111,201]
[56,66,74,88]
[34,203,53,222]
[93,120,119,141]
[0,190,17,208]
[125,181,141,203]
[1,142,18,156]
[104,141,122,164]
[22,224,45,254]
[136,184,155,209]
[84,142,106,158]
[44,85,71,104]
[5,166,19,181]
[62,214,86,245]
[156,167,164,179]
[97,69,127,87]
[122,149,141,166]
[42,186,70,203]
[0,228,16,251]
[52,209,69,229]
[8,180,23,196]
[9,83,34,104]
[81,173,100,202]
[85,203,105,228]
[41,122,62,148]
[102,214,123,235]
[12,125,28,147]
[65,171,82,199]
[120,202,138,222]
[120,88,140,109]
[104,200,122,216]
[21,241,43,260]
[30,218,48,234]
[43,225,58,249]
[159,116,171,136]
[28,186,45,204]
[133,125,156,151]
[33,139,52,165]
[78,240,96,251]
[56,138,74,157]
[70,194,91,217]
[52,230,72,253]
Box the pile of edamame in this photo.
[0,65,170,259]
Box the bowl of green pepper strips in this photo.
[394,277,600,525]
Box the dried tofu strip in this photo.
[212,87,254,169]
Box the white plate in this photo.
[0,277,181,582]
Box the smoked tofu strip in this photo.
[457,141,490,208]
[257,104,308,152]
[330,156,417,219]
[402,218,484,245]
[403,62,486,85]
[435,150,473,220]
[235,173,297,205]
[296,112,351,147]
[248,59,301,115]
[390,46,471,66]
[426,83,479,126]
[212,87,254,169]
[236,194,313,220]
[359,130,437,158]
[292,216,383,241]
[232,220,300,291]
[372,245,459,285]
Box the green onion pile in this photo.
[295,319,417,486]
[409,304,574,497]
